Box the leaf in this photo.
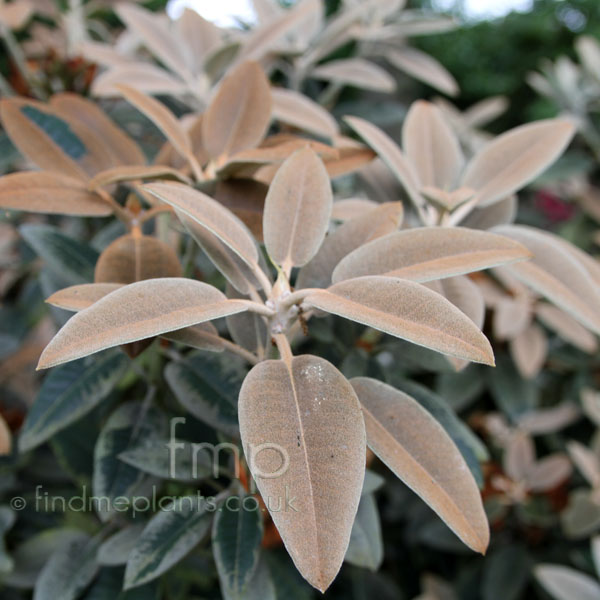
[116,85,192,162]
[390,377,487,483]
[235,0,318,66]
[143,182,259,270]
[19,351,128,452]
[437,275,485,329]
[462,119,575,207]
[238,355,366,592]
[50,93,145,167]
[343,116,429,209]
[88,165,191,190]
[385,47,458,96]
[47,284,224,353]
[212,493,264,599]
[311,58,396,92]
[202,61,272,160]
[0,98,88,180]
[177,8,221,72]
[402,100,463,189]
[509,323,548,379]
[350,377,489,553]
[165,352,243,436]
[332,227,530,284]
[562,490,600,539]
[263,147,333,269]
[482,545,530,600]
[492,297,532,341]
[3,528,84,590]
[526,454,572,492]
[344,494,383,571]
[518,402,580,435]
[0,171,112,216]
[93,402,166,522]
[492,225,600,335]
[20,224,99,285]
[178,212,262,294]
[83,566,159,600]
[331,198,379,221]
[34,532,101,600]
[92,65,189,97]
[503,431,535,482]
[271,88,339,138]
[568,442,600,488]
[305,277,494,365]
[124,495,213,588]
[488,353,538,421]
[535,565,600,600]
[296,202,403,290]
[0,0,33,29]
[37,278,250,369]
[97,525,145,567]
[114,4,192,82]
[461,195,517,230]
[162,324,225,353]
[46,284,124,311]
[226,285,268,356]
[94,234,182,284]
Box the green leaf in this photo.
[2,528,84,589]
[482,545,531,600]
[20,224,99,285]
[93,402,167,522]
[488,353,539,421]
[436,365,486,412]
[119,439,213,482]
[21,105,87,160]
[0,505,16,575]
[264,551,313,600]
[124,495,214,589]
[165,352,245,436]
[19,352,128,452]
[84,567,159,600]
[362,470,385,496]
[97,525,145,567]
[345,494,383,571]
[212,493,264,600]
[33,532,101,600]
[50,403,112,483]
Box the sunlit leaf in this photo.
[350,377,489,553]
[332,227,530,284]
[202,61,272,160]
[0,171,111,217]
[239,355,366,591]
[37,278,251,369]
[305,276,494,365]
[263,147,333,269]
[462,119,575,207]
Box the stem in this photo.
[1,24,43,99]
[273,333,293,366]
[0,70,14,96]
[251,265,273,297]
[218,337,260,365]
[188,153,205,182]
[280,288,320,309]
[235,299,275,317]
[95,188,132,225]
[446,197,479,227]
[139,204,175,224]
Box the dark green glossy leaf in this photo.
[20,352,128,452]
